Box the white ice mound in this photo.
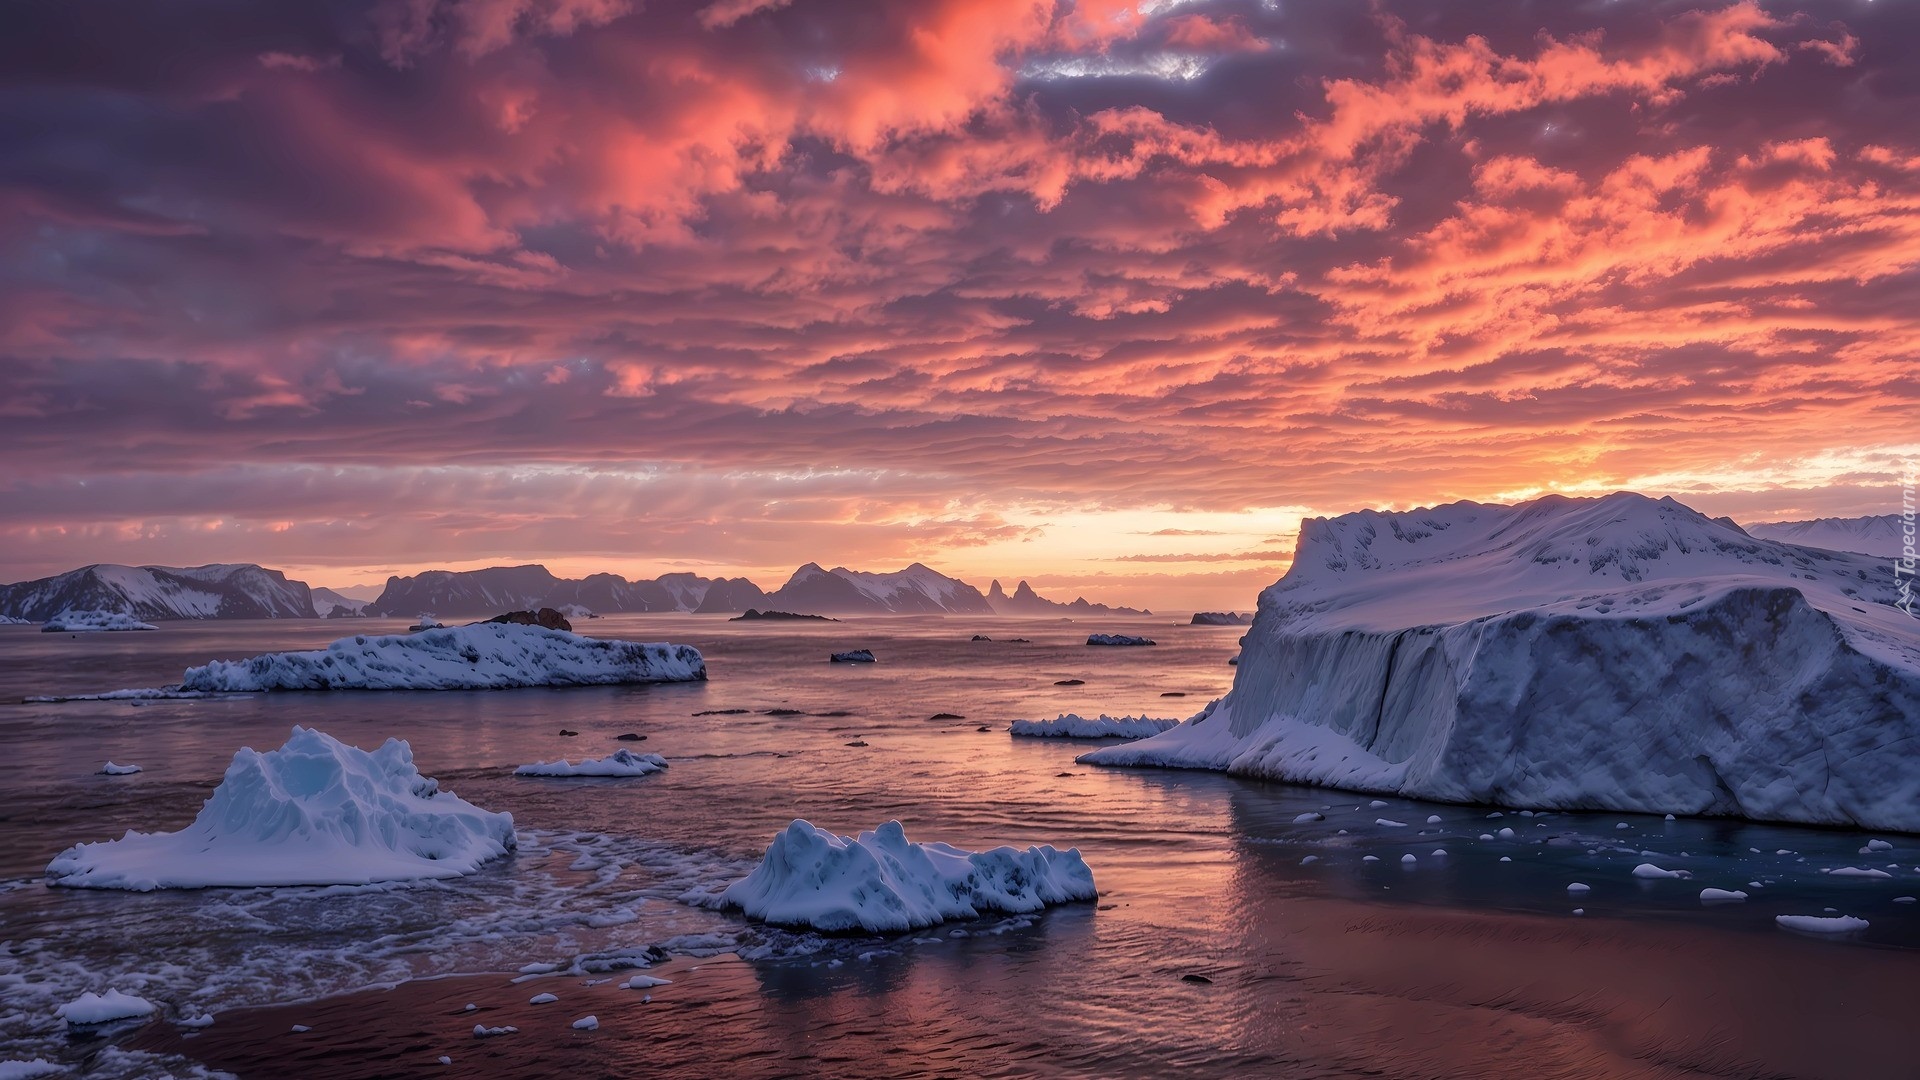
[714,819,1097,932]
[1008,714,1180,739]
[515,748,668,777]
[178,623,706,691]
[45,726,515,889]
[1082,492,1920,832]
[42,610,157,632]
[56,988,156,1025]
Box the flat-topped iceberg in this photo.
[42,610,157,632]
[178,623,706,691]
[515,749,668,777]
[1083,492,1920,832]
[46,727,515,889]
[1009,714,1180,739]
[712,819,1096,932]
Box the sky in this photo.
[2,0,1916,610]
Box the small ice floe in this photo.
[1571,908,1585,916]
[528,993,558,1005]
[1008,715,1179,739]
[1700,888,1748,903]
[1823,866,1893,879]
[514,749,668,778]
[56,989,156,1026]
[1862,839,1893,853]
[438,1057,452,1066]
[1299,855,1319,865]
[1293,812,1324,823]
[1497,828,1516,839]
[712,819,1096,933]
[1499,856,1512,862]
[1362,855,1380,863]
[829,650,876,663]
[290,1025,311,1033]
[1425,815,1441,824]
[517,963,558,975]
[571,1015,598,1031]
[100,762,142,776]
[46,726,515,890]
[620,975,670,990]
[1615,823,1629,830]
[1894,896,1916,904]
[42,611,158,633]
[1775,914,1868,934]
[1369,800,1389,809]
[1086,634,1155,647]
[473,1024,518,1037]
[1631,863,1691,880]
[1375,819,1407,828]
[1400,854,1417,864]
[1664,814,1675,821]
[1567,883,1591,894]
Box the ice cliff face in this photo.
[1083,492,1920,832]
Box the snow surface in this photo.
[1007,714,1180,739]
[179,623,706,691]
[45,727,515,889]
[1086,634,1155,646]
[1082,492,1920,832]
[0,1061,64,1079]
[99,762,141,776]
[56,989,155,1025]
[712,819,1097,932]
[1747,515,1907,558]
[42,611,157,632]
[515,749,668,777]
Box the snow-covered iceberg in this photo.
[56,989,156,1026]
[1083,492,1920,832]
[514,749,668,777]
[178,623,706,691]
[42,610,157,632]
[713,819,1097,932]
[46,727,515,889]
[1009,714,1180,739]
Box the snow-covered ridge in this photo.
[764,562,994,615]
[178,623,706,691]
[1746,514,1907,558]
[1009,714,1180,739]
[46,727,515,889]
[711,819,1097,932]
[42,611,158,632]
[1084,492,1920,832]
[0,563,317,621]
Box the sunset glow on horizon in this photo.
[4,0,1917,610]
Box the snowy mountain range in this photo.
[0,564,319,621]
[760,562,994,615]
[311,587,370,617]
[1745,514,1907,558]
[986,579,1150,617]
[364,565,768,617]
[1085,491,1920,832]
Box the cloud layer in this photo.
[2,0,1915,608]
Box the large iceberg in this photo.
[712,819,1097,932]
[1083,492,1920,832]
[179,623,706,691]
[46,727,515,889]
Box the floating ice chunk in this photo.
[1824,866,1893,879]
[1498,828,1516,840]
[1086,634,1155,647]
[56,989,155,1026]
[178,1014,213,1029]
[290,1024,311,1033]
[1376,818,1407,828]
[620,975,671,989]
[528,993,558,1005]
[43,611,158,633]
[1700,888,1748,903]
[1425,815,1442,824]
[1363,855,1380,863]
[1567,883,1591,894]
[713,819,1096,932]
[1369,800,1389,809]
[1615,823,1629,829]
[572,1015,598,1031]
[46,727,515,889]
[100,762,142,776]
[473,1024,518,1037]
[1894,896,1916,904]
[1664,814,1675,821]
[1632,863,1691,880]
[1862,839,1893,853]
[180,623,706,692]
[1009,715,1180,739]
[515,749,668,778]
[1478,833,1494,840]
[1499,856,1512,862]
[1292,812,1325,823]
[1299,855,1319,865]
[438,1057,452,1066]
[1400,854,1416,864]
[1431,849,1447,856]
[1775,914,1868,934]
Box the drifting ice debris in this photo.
[1008,715,1180,739]
[515,749,668,777]
[99,762,141,776]
[43,611,158,633]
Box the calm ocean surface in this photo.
[1,617,1915,1078]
